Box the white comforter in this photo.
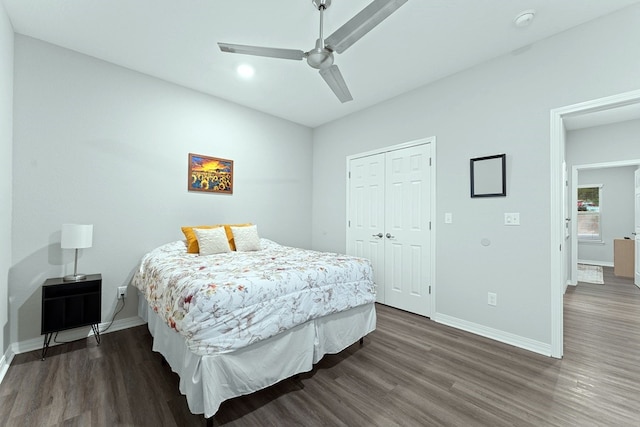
[132,239,376,355]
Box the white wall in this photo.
[577,167,636,264]
[566,119,640,164]
[566,118,640,267]
[311,5,640,350]
[11,36,313,344]
[0,2,13,358]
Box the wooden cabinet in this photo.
[614,239,635,278]
[41,274,102,359]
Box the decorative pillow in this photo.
[218,223,252,250]
[194,227,231,255]
[231,224,261,252]
[181,225,218,253]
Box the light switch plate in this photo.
[445,213,453,224]
[488,292,497,306]
[504,213,520,226]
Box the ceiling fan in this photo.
[218,0,408,103]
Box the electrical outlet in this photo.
[488,292,497,306]
[504,213,520,226]
[117,286,127,299]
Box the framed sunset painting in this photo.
[188,153,234,194]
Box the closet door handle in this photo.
[372,233,383,238]
[386,233,395,239]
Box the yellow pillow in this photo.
[181,225,220,253]
[181,223,253,253]
[217,223,252,251]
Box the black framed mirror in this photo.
[470,154,506,198]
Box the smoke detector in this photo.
[514,10,536,27]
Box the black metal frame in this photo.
[41,324,101,360]
[470,153,507,198]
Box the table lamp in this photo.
[61,224,93,281]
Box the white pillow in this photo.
[231,224,261,252]
[194,227,231,255]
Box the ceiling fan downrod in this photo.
[312,0,331,11]
[307,0,334,69]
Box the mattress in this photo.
[132,238,376,355]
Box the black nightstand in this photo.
[41,274,102,360]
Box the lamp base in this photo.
[63,274,87,282]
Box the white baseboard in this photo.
[433,313,552,357]
[0,316,146,385]
[0,346,15,385]
[565,279,577,291]
[10,316,146,356]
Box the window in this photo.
[577,185,602,241]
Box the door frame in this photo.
[550,89,640,358]
[346,136,437,316]
[635,168,640,287]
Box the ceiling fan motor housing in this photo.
[306,39,334,69]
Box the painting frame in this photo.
[188,153,234,194]
[470,153,506,198]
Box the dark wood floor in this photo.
[1,267,639,426]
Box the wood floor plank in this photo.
[1,266,639,426]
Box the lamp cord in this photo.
[99,297,125,334]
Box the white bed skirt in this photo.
[138,294,376,418]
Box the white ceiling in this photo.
[3,0,640,128]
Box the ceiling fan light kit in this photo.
[217,0,408,103]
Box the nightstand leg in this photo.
[41,333,53,360]
[91,324,101,345]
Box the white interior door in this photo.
[347,153,386,302]
[384,144,432,316]
[635,168,640,287]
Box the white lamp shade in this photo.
[61,224,93,249]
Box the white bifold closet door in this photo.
[348,143,432,317]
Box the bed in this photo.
[132,236,377,419]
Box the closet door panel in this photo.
[384,144,432,316]
[347,153,386,302]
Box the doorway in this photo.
[569,161,640,286]
[550,89,640,358]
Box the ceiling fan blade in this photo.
[319,65,353,103]
[325,0,408,54]
[218,43,305,60]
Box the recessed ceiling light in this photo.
[237,64,255,79]
[514,9,536,28]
